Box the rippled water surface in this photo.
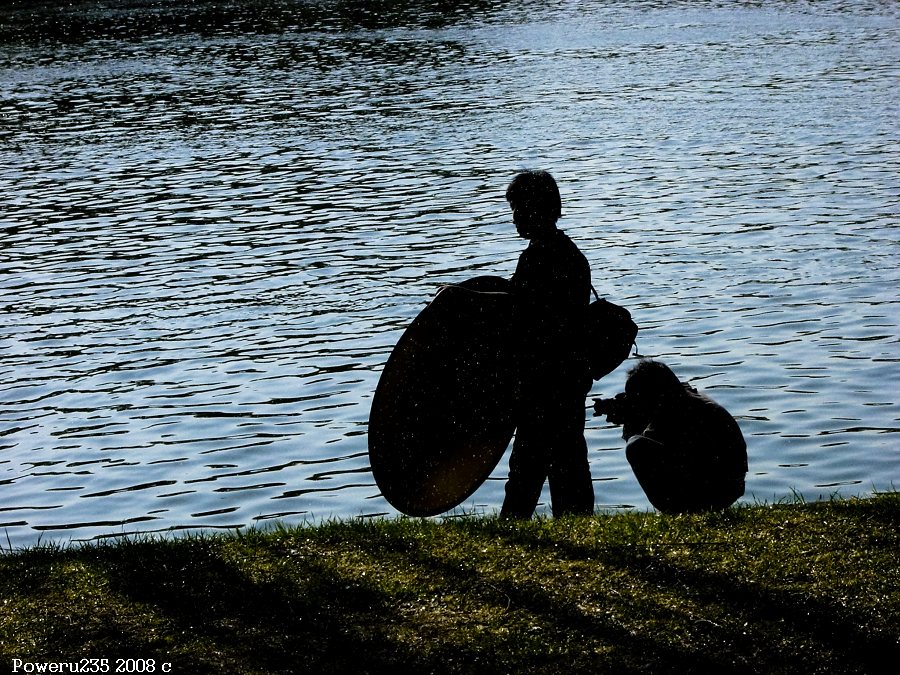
[1,0,897,548]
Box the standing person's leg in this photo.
[547,396,594,516]
[501,366,551,519]
[501,417,551,519]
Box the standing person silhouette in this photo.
[500,170,594,519]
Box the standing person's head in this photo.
[506,170,562,239]
[625,359,684,414]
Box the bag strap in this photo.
[590,285,600,302]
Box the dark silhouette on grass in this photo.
[595,359,747,514]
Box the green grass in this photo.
[2,493,898,674]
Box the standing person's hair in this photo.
[505,170,562,223]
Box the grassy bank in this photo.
[2,494,898,674]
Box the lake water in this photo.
[1,0,897,549]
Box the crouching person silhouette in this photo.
[594,359,747,514]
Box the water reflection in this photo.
[1,0,897,548]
